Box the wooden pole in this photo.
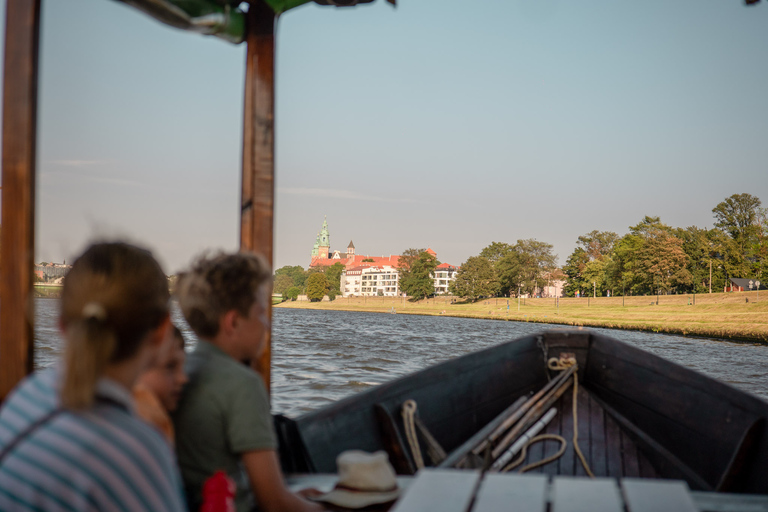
[242,0,275,394]
[0,0,41,401]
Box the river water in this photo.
[33,298,768,418]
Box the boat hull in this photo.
[276,329,768,493]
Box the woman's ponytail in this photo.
[59,242,170,410]
[61,303,116,409]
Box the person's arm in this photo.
[241,449,324,512]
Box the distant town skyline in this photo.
[1,0,767,275]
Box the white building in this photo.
[342,265,399,297]
[433,263,458,295]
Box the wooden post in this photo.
[0,0,41,401]
[241,0,275,394]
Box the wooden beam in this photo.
[242,0,275,394]
[0,0,41,401]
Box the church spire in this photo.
[319,215,330,249]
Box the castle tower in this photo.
[318,216,330,259]
[311,233,320,258]
[347,240,355,256]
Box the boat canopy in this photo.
[113,0,394,44]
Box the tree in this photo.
[450,256,497,300]
[563,248,590,297]
[324,262,345,294]
[478,242,514,264]
[397,248,424,297]
[636,229,691,294]
[712,193,763,278]
[306,273,329,302]
[285,286,301,301]
[399,250,437,300]
[273,274,293,295]
[576,230,618,261]
[713,193,761,246]
[513,239,557,296]
[274,265,308,289]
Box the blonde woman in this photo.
[0,242,186,511]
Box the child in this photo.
[134,325,188,445]
[174,251,321,512]
[0,241,186,511]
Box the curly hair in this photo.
[175,251,271,339]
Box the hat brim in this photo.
[311,488,400,509]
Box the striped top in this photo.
[0,369,187,512]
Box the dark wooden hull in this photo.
[275,329,768,494]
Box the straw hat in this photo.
[312,450,401,509]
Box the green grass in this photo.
[275,291,768,344]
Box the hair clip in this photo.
[82,302,107,322]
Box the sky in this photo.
[2,0,768,274]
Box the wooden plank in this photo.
[621,429,640,478]
[637,449,657,479]
[622,479,697,512]
[526,421,546,473]
[472,473,548,512]
[593,394,711,490]
[559,382,576,476]
[691,491,768,512]
[540,398,563,476]
[0,0,40,402]
[588,391,607,477]
[551,477,623,512]
[716,418,765,492]
[604,409,623,478]
[241,0,275,394]
[574,384,590,477]
[390,469,479,512]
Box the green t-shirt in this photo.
[173,340,276,512]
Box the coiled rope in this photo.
[502,434,567,473]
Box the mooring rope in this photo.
[402,399,425,470]
[544,356,595,478]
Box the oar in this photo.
[475,365,575,459]
[490,368,575,461]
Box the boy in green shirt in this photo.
[174,252,322,512]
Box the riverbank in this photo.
[275,291,768,344]
[33,284,63,299]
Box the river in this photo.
[33,298,768,418]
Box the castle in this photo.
[308,217,459,297]
[309,216,400,269]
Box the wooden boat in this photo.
[276,328,768,494]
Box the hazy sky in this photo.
[2,0,768,274]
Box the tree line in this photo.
[448,239,558,300]
[273,193,766,302]
[563,193,766,297]
[273,262,345,302]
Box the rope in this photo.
[501,434,567,473]
[402,399,424,469]
[546,356,594,477]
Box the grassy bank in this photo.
[275,291,768,344]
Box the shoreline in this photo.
[275,291,768,345]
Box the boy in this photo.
[173,252,322,512]
[134,324,188,445]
